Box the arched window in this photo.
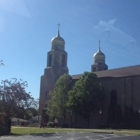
[110,90,117,105]
[62,54,65,67]
[92,67,96,72]
[48,54,52,66]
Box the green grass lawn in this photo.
[11,127,140,135]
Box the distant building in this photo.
[11,118,28,126]
[39,27,140,128]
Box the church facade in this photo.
[39,29,140,128]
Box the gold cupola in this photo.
[94,46,105,59]
[93,41,105,63]
[51,24,65,51]
[51,31,65,46]
[91,41,108,72]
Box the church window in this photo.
[93,67,96,72]
[48,54,52,66]
[62,54,65,67]
[110,90,117,105]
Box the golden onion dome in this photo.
[94,47,105,59]
[51,31,65,45]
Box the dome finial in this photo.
[57,23,60,36]
[98,40,101,51]
[93,41,105,59]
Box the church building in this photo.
[39,27,140,128]
[39,28,68,113]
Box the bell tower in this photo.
[39,24,68,115]
[47,24,68,81]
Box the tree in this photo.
[67,72,104,127]
[0,78,37,122]
[47,74,72,121]
[24,107,38,120]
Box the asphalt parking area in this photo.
[0,132,140,140]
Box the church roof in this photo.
[71,65,140,79]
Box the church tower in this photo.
[39,25,68,115]
[91,41,108,72]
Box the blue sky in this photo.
[0,0,140,99]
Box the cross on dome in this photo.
[98,40,101,51]
[57,23,60,36]
[51,24,65,46]
[98,40,101,46]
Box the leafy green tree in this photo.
[47,74,72,121]
[67,72,104,127]
[24,107,38,120]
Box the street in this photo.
[0,132,140,140]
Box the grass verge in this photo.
[11,127,140,135]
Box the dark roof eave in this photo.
[71,64,140,79]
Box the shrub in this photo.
[20,122,25,126]
[70,123,82,128]
[118,123,126,129]
[98,124,108,129]
[73,125,82,128]
[109,123,117,129]
[27,123,39,127]
[0,122,8,136]
[47,121,54,127]
[61,122,69,128]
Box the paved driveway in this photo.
[0,132,140,140]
